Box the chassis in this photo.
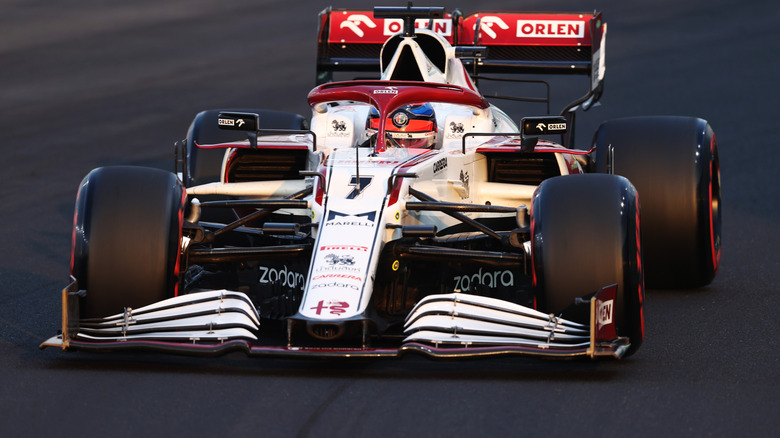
[42,5,721,360]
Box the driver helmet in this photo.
[366,103,437,149]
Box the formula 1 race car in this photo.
[42,5,721,360]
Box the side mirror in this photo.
[521,116,567,136]
[217,112,259,132]
[519,116,568,152]
[217,112,259,148]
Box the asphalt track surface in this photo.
[1,0,778,436]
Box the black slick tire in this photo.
[71,166,185,318]
[532,174,644,356]
[592,116,721,288]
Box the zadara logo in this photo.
[453,268,514,292]
[340,14,377,38]
[258,265,305,291]
[310,281,360,291]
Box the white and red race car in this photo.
[43,5,720,360]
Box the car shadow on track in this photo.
[39,348,631,382]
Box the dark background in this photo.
[1,0,778,436]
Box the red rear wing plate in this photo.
[317,8,605,80]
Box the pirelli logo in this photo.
[320,245,368,252]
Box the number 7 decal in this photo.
[346,176,374,199]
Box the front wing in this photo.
[41,278,629,360]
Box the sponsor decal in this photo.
[326,209,377,222]
[571,158,583,174]
[392,111,409,128]
[475,16,510,39]
[345,176,374,200]
[383,19,452,36]
[373,86,399,95]
[433,157,448,174]
[533,122,567,132]
[218,118,238,127]
[453,268,514,292]
[330,159,402,165]
[597,299,614,329]
[328,119,351,138]
[314,264,362,274]
[516,20,584,38]
[259,265,305,290]
[320,245,368,252]
[310,282,360,291]
[324,253,356,266]
[459,170,470,191]
[311,273,363,282]
[309,300,351,315]
[340,14,377,38]
[325,220,374,228]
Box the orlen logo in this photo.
[384,19,452,36]
[218,117,245,127]
[475,16,510,39]
[597,299,614,329]
[340,14,377,37]
[373,86,398,95]
[517,20,585,38]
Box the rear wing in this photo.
[316,8,606,111]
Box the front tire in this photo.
[71,166,185,318]
[532,174,644,356]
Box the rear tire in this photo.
[532,174,644,356]
[71,166,185,318]
[592,116,721,288]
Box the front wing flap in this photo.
[41,280,629,359]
